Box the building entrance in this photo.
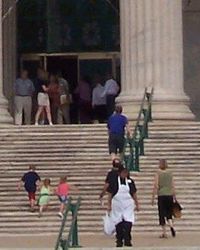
[20,52,120,124]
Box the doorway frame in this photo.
[20,51,120,81]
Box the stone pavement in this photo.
[0,233,200,249]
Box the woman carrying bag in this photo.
[152,159,177,238]
[107,167,139,247]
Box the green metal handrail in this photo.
[122,88,153,172]
[55,197,81,250]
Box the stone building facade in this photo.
[0,0,200,123]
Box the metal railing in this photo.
[123,88,153,172]
[55,197,81,250]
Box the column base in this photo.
[0,95,13,124]
[117,93,195,121]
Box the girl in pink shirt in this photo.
[56,176,77,219]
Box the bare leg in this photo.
[30,199,35,212]
[45,106,53,125]
[60,203,65,214]
[168,219,176,237]
[35,106,44,124]
[38,205,44,217]
[160,225,167,238]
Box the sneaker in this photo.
[170,227,176,237]
[30,207,35,213]
[116,240,123,247]
[58,212,63,219]
[49,122,53,126]
[35,122,39,126]
[124,241,132,247]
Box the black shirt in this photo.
[107,174,137,198]
[34,78,48,94]
[22,171,40,193]
[105,169,119,184]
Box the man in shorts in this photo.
[107,105,131,161]
[18,165,41,212]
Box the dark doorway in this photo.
[47,56,79,123]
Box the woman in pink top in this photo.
[55,176,77,219]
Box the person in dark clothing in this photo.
[152,159,176,238]
[107,105,131,161]
[99,158,122,200]
[18,165,41,212]
[108,167,139,247]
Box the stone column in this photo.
[0,0,13,124]
[118,0,194,120]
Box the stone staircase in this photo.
[0,121,199,235]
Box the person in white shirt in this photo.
[102,73,119,117]
[92,76,107,123]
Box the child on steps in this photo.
[18,165,41,212]
[55,176,78,219]
[38,178,51,217]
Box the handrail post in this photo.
[134,142,140,171]
[121,88,153,172]
[71,204,79,247]
[55,198,71,250]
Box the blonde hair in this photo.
[43,178,51,187]
[159,159,168,170]
[60,176,67,184]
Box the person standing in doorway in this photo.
[57,72,71,124]
[108,167,139,247]
[14,70,35,125]
[48,74,60,124]
[74,76,92,124]
[92,76,107,123]
[35,73,53,125]
[152,159,176,238]
[107,105,131,161]
[102,73,119,118]
[33,68,47,122]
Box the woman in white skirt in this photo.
[35,79,53,125]
[108,167,139,247]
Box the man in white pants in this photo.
[14,70,35,125]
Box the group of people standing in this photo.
[74,73,119,124]
[14,68,71,126]
[14,68,119,126]
[100,158,177,247]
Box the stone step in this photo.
[0,121,199,236]
[145,138,200,143]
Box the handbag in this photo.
[60,94,70,105]
[172,201,182,219]
[103,212,116,236]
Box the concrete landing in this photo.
[0,234,200,249]
[0,248,200,250]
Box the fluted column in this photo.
[0,0,13,123]
[118,0,194,120]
